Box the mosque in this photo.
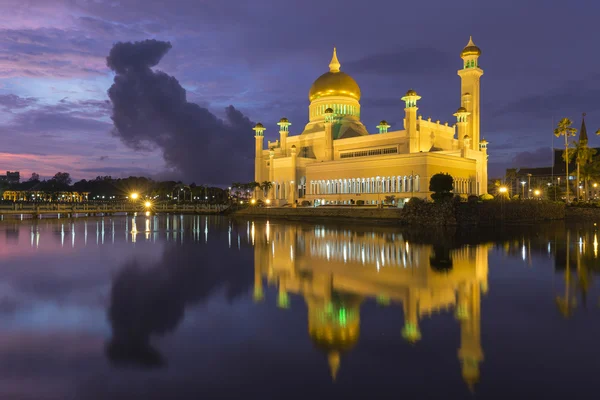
[253,37,488,205]
[250,220,488,390]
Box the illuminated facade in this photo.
[2,190,89,202]
[251,221,489,390]
[254,37,488,205]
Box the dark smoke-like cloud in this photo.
[107,39,255,185]
[106,240,253,367]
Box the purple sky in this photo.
[0,0,599,185]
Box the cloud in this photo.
[344,47,454,76]
[511,147,554,168]
[106,242,253,367]
[0,94,38,110]
[495,75,600,119]
[98,155,109,161]
[107,39,255,185]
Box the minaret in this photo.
[401,89,421,153]
[277,117,291,156]
[454,107,470,151]
[458,281,484,392]
[253,123,265,193]
[401,289,421,343]
[289,145,297,205]
[269,149,275,200]
[376,120,390,134]
[324,107,335,161]
[479,139,489,195]
[458,36,483,150]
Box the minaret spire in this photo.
[467,35,475,46]
[329,47,341,73]
[579,112,588,143]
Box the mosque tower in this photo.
[457,280,484,392]
[457,37,483,150]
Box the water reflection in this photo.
[251,222,489,390]
[105,234,253,368]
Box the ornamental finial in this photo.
[329,47,341,72]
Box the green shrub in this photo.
[356,200,365,206]
[429,173,454,202]
[301,200,311,207]
[480,193,494,201]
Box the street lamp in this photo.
[144,201,152,208]
[499,186,508,194]
[521,181,526,198]
[131,193,139,200]
[534,189,541,199]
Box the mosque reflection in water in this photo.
[250,221,488,390]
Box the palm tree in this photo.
[575,146,597,201]
[260,181,273,198]
[554,118,577,202]
[580,160,600,201]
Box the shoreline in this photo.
[233,202,600,226]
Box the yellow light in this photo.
[499,186,507,193]
[251,199,256,204]
[131,193,139,200]
[144,201,151,208]
[240,201,243,204]
[594,183,598,188]
[266,199,271,204]
[534,190,541,196]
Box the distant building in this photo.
[508,116,600,200]
[0,171,20,184]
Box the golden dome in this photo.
[405,89,418,96]
[279,117,289,123]
[309,48,361,102]
[254,122,264,129]
[456,107,467,113]
[461,36,481,58]
[379,120,389,126]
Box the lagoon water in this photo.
[0,215,599,399]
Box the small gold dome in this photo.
[463,134,470,139]
[309,48,361,102]
[406,89,418,96]
[480,139,488,145]
[461,36,481,58]
[379,120,389,126]
[279,117,289,123]
[456,107,467,113]
[254,122,264,129]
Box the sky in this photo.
[0,0,599,185]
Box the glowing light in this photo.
[499,186,508,193]
[130,193,139,200]
[266,199,271,205]
[144,201,151,208]
[251,199,256,204]
[534,190,541,196]
[594,234,598,258]
[522,244,526,261]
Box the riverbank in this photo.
[235,200,569,226]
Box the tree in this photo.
[260,181,273,197]
[29,172,40,182]
[574,145,597,200]
[554,118,577,202]
[53,172,72,186]
[429,173,454,202]
[580,160,600,201]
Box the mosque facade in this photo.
[253,37,488,205]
